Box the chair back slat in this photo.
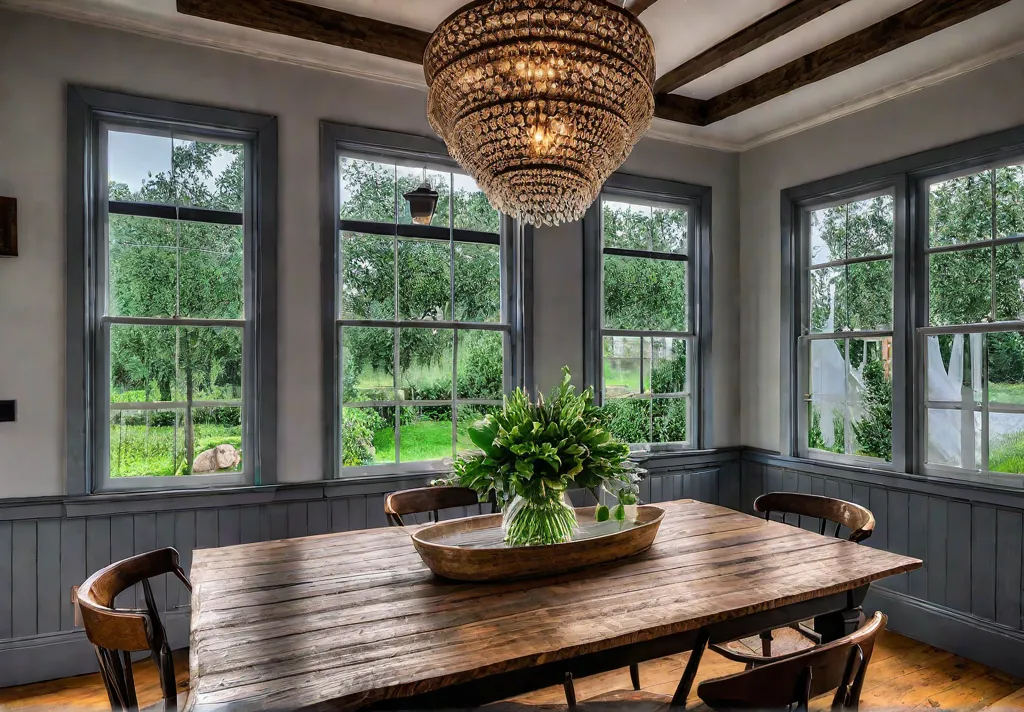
[384,486,485,526]
[78,548,192,711]
[698,612,886,711]
[755,492,875,543]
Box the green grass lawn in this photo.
[370,417,479,464]
[109,423,242,477]
[991,429,1024,474]
[990,382,1024,405]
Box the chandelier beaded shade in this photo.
[424,0,656,227]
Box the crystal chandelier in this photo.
[424,0,656,228]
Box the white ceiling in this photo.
[4,0,1024,151]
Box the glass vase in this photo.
[502,493,579,547]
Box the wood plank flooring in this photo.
[0,631,1021,710]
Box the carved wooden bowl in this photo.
[411,505,665,582]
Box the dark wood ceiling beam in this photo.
[624,0,662,15]
[704,0,1014,125]
[653,95,708,127]
[654,0,856,95]
[175,0,431,65]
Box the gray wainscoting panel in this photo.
[0,451,739,687]
[742,451,1024,678]
[0,522,12,640]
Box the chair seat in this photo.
[710,623,818,664]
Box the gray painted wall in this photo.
[739,52,1024,452]
[0,8,741,498]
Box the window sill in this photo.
[746,450,1024,508]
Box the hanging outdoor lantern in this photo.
[403,172,440,226]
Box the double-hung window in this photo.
[922,161,1024,480]
[786,127,1024,483]
[67,88,277,493]
[584,176,711,451]
[798,192,896,464]
[323,125,521,477]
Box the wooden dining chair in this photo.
[77,548,192,712]
[384,485,493,526]
[566,613,886,712]
[698,611,886,712]
[711,492,875,665]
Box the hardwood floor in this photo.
[0,632,1021,710]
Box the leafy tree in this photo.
[602,202,687,332]
[338,159,502,391]
[810,196,893,333]
[109,139,245,473]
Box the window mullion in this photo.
[449,174,457,459]
[991,169,998,322]
[978,332,988,472]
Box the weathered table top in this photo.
[187,499,920,711]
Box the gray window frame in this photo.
[319,123,532,481]
[791,184,905,469]
[781,123,1024,489]
[66,86,278,495]
[583,173,713,451]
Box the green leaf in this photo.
[596,505,610,522]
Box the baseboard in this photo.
[0,610,190,688]
[865,586,1024,678]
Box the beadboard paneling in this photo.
[742,453,1024,636]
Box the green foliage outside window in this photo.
[600,200,691,446]
[809,168,1024,469]
[108,136,246,477]
[338,158,507,466]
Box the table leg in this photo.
[814,585,870,644]
[814,606,862,643]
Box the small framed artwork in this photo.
[0,197,16,257]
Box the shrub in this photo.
[342,407,387,467]
[408,379,453,422]
[457,332,504,400]
[808,405,844,454]
[653,399,687,443]
[852,360,892,461]
[602,399,649,444]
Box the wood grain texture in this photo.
[653,0,856,94]
[187,500,920,711]
[703,0,1015,124]
[653,94,707,126]
[175,0,431,65]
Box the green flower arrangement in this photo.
[448,367,642,547]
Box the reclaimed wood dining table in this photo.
[186,499,921,711]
